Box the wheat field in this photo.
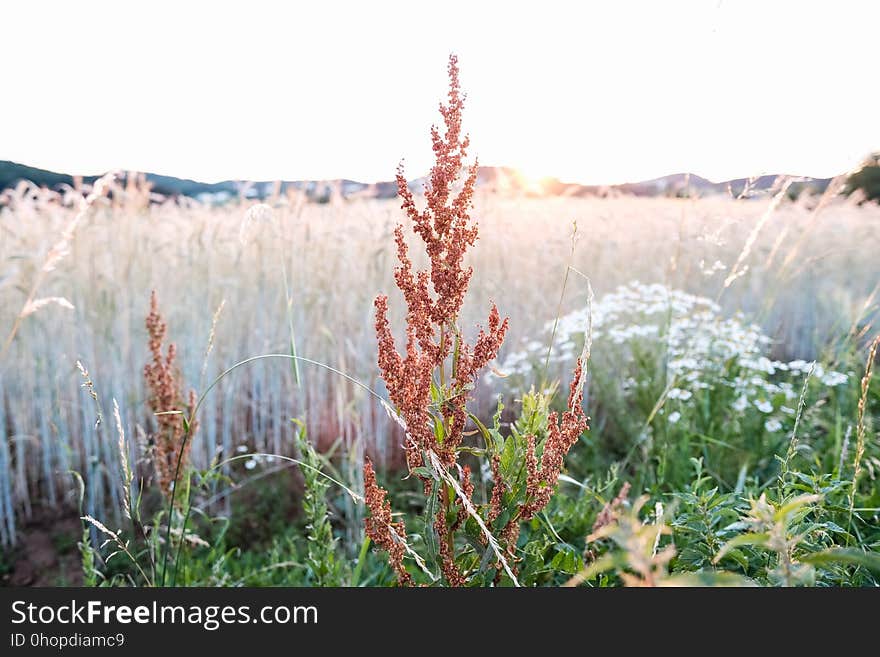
[1,182,877,548]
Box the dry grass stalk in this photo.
[113,399,133,520]
[592,481,632,533]
[723,177,792,289]
[852,334,880,500]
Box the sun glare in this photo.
[0,1,877,183]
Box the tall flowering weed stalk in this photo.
[144,291,198,499]
[364,55,589,586]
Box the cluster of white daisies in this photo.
[490,282,850,433]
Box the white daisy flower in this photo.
[764,419,783,433]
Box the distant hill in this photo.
[472,167,832,199]
[0,160,97,191]
[0,159,834,203]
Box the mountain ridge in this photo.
[0,159,833,202]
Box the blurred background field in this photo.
[1,181,878,562]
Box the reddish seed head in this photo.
[374,54,508,471]
[488,453,505,524]
[144,291,197,498]
[363,459,413,586]
[522,358,590,519]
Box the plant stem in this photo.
[351,536,371,587]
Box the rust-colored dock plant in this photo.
[144,291,198,498]
[365,55,588,586]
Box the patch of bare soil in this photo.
[1,505,84,587]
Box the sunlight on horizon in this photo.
[2,0,878,185]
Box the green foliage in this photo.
[669,458,745,571]
[70,472,100,587]
[66,344,880,589]
[78,523,99,587]
[224,470,298,549]
[64,317,879,589]
[293,421,347,586]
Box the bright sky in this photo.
[2,0,878,185]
